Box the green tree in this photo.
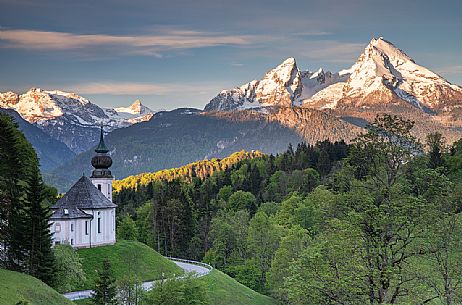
[337,115,430,303]
[24,165,55,285]
[227,191,256,214]
[267,225,310,301]
[53,244,86,293]
[285,219,366,305]
[118,214,139,241]
[0,114,36,271]
[143,274,209,305]
[246,211,281,290]
[426,132,445,169]
[204,210,249,268]
[91,258,117,305]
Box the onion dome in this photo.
[90,126,113,178]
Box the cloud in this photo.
[436,65,462,75]
[68,81,226,96]
[0,28,261,54]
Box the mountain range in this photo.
[206,37,462,114]
[1,37,462,191]
[0,88,154,153]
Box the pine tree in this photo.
[0,114,36,271]
[24,165,55,285]
[91,258,117,305]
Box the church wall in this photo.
[82,208,116,247]
[90,178,114,202]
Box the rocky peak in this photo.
[129,99,143,113]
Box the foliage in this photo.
[90,258,117,305]
[117,214,139,241]
[143,274,209,305]
[0,113,56,285]
[53,245,86,293]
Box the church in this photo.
[49,127,117,248]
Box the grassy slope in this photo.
[199,269,277,305]
[0,268,73,305]
[74,240,182,291]
[74,269,278,305]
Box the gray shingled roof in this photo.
[51,176,117,210]
[50,206,93,220]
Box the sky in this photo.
[1,0,461,110]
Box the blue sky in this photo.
[1,0,461,110]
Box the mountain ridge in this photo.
[0,88,154,153]
[205,37,462,115]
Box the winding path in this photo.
[63,257,212,301]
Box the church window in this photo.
[98,217,101,233]
[71,223,74,232]
[55,223,61,233]
[98,184,101,191]
[71,239,74,245]
[85,221,88,235]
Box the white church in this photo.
[49,127,117,248]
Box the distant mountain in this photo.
[0,109,75,171]
[206,38,462,114]
[204,57,348,111]
[0,88,154,153]
[304,37,462,112]
[45,108,306,191]
[205,37,462,144]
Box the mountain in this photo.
[0,88,154,153]
[204,37,462,144]
[303,37,462,112]
[0,108,75,171]
[204,57,348,111]
[45,108,306,191]
[206,38,462,115]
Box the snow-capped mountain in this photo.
[205,37,462,115]
[0,88,154,153]
[304,37,462,112]
[205,57,348,111]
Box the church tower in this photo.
[90,126,114,201]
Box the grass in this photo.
[198,269,278,305]
[74,240,183,291]
[0,268,73,305]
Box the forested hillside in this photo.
[114,114,462,304]
[46,108,304,192]
[113,150,264,192]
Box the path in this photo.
[63,257,212,301]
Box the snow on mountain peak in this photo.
[205,37,462,113]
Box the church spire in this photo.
[91,125,113,179]
[95,125,109,153]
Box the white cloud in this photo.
[436,65,462,75]
[68,81,227,96]
[0,28,260,54]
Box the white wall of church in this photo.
[91,178,113,201]
[50,208,116,248]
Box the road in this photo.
[63,258,212,301]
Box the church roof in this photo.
[95,126,109,153]
[51,176,117,210]
[50,206,93,220]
